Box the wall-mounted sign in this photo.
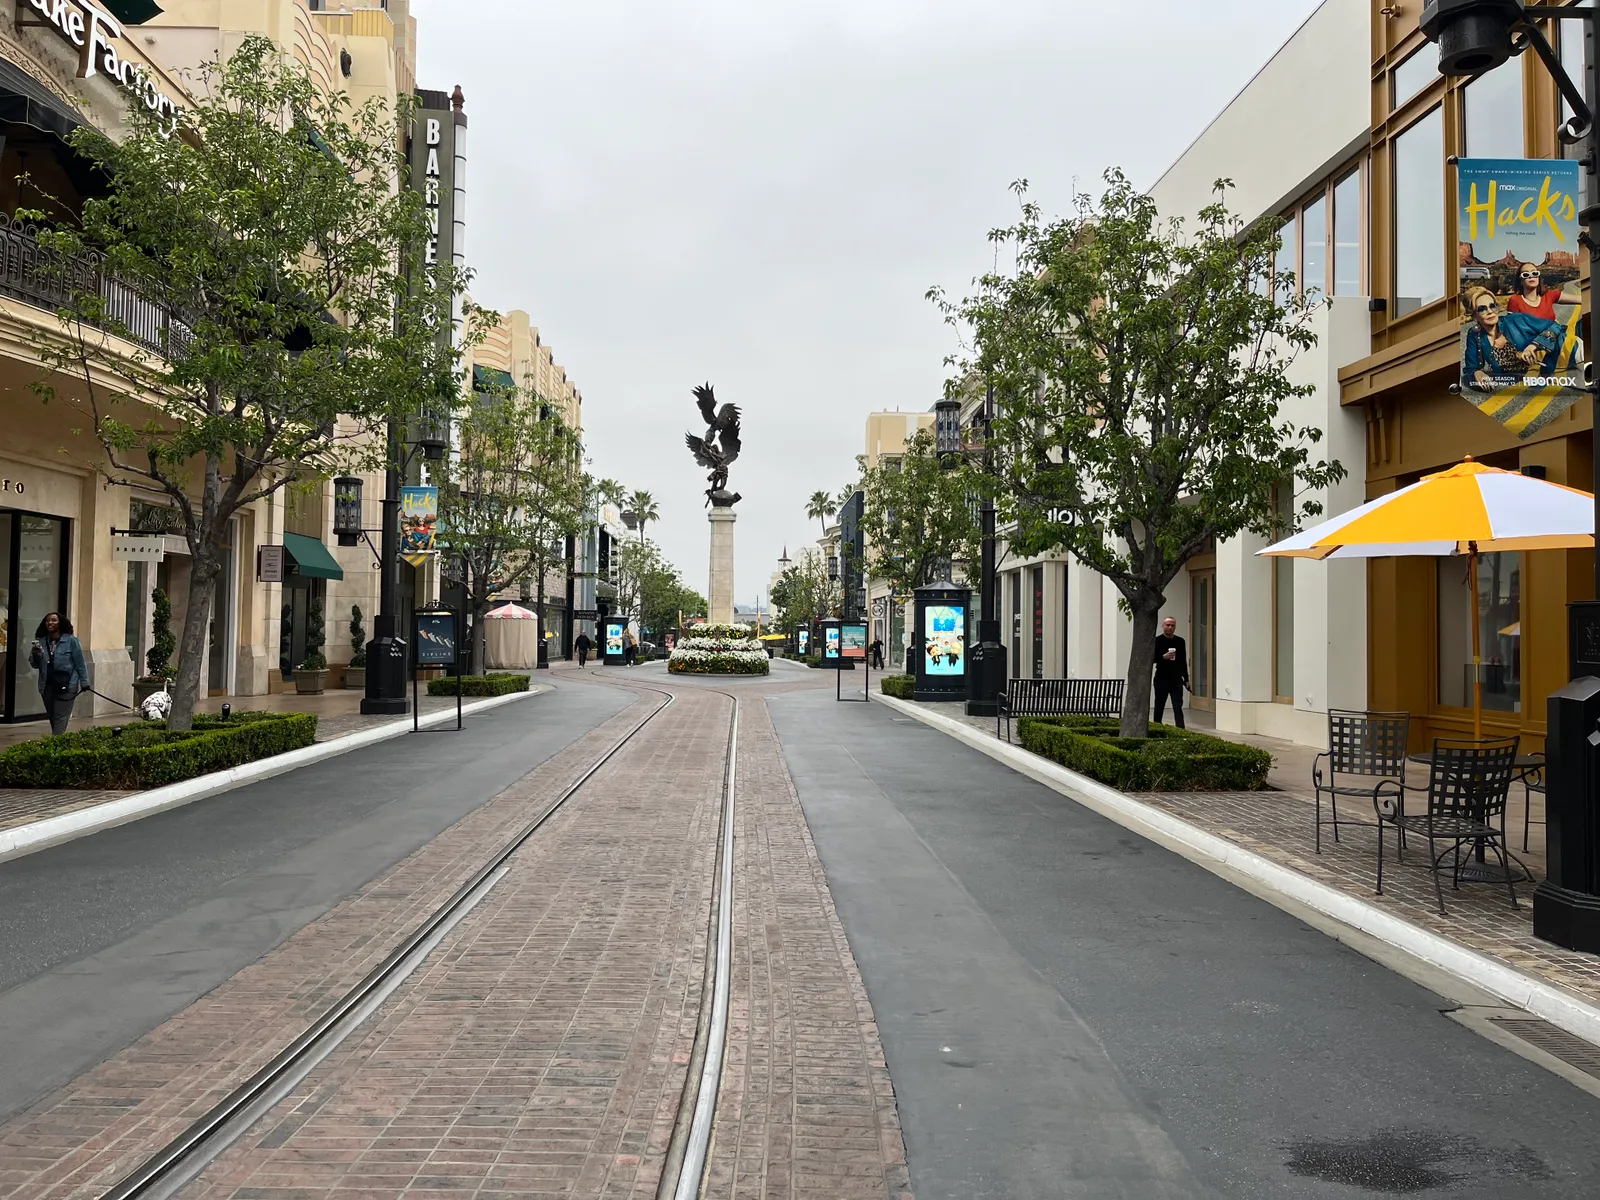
[415,610,457,667]
[923,604,966,676]
[257,544,286,582]
[112,534,163,563]
[409,91,461,272]
[1455,157,1588,438]
[572,608,598,621]
[19,0,181,131]
[0,477,26,496]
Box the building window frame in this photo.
[1272,158,1367,302]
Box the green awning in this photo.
[101,1,165,23]
[283,532,344,581]
[473,365,515,394]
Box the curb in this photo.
[872,691,1600,1050]
[0,685,549,866]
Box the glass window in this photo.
[1561,12,1590,160]
[1275,212,1298,304]
[1392,50,1436,108]
[14,515,66,720]
[1333,169,1362,296]
[0,513,10,717]
[1273,488,1294,702]
[1301,193,1327,301]
[1394,107,1445,316]
[1437,553,1521,712]
[1462,57,1524,158]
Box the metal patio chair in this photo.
[1377,735,1523,916]
[1311,710,1410,854]
[1520,752,1545,853]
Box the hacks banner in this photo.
[400,485,438,567]
[1455,158,1587,439]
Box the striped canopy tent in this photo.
[483,603,538,669]
[1259,458,1593,737]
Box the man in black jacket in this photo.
[574,630,593,667]
[1152,615,1188,729]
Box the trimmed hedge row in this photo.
[426,673,532,697]
[1017,715,1271,792]
[880,674,916,699]
[0,711,318,790]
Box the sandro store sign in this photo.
[18,0,181,128]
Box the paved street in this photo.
[769,690,1600,1199]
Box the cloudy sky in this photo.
[408,0,1325,609]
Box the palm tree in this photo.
[595,478,627,510]
[806,489,835,535]
[627,489,660,550]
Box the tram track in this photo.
[98,675,743,1200]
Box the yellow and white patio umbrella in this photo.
[1259,457,1593,738]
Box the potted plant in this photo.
[295,596,328,695]
[344,604,367,689]
[134,587,176,703]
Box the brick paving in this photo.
[0,666,910,1200]
[0,689,654,1200]
[937,704,1600,1014]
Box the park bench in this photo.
[997,678,1124,743]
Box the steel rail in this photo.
[100,684,678,1200]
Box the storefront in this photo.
[0,507,70,722]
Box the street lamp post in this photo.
[935,389,1006,716]
[1420,0,1600,951]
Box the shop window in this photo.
[1462,57,1524,158]
[1392,49,1435,109]
[1437,553,1521,713]
[1272,486,1294,703]
[1332,168,1363,296]
[1394,107,1445,316]
[1301,194,1327,301]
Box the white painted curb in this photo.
[873,691,1600,1049]
[0,685,549,865]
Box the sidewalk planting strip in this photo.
[874,692,1600,1051]
[0,686,548,866]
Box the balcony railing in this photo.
[0,213,189,358]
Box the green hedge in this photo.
[667,655,770,676]
[426,673,532,696]
[880,674,916,699]
[0,711,318,790]
[1017,715,1271,792]
[805,655,824,669]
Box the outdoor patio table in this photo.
[1405,751,1541,883]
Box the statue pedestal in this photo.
[708,508,736,625]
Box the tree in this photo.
[626,488,660,551]
[805,489,835,535]
[438,389,589,674]
[933,172,1343,737]
[29,38,464,728]
[857,429,980,597]
[770,548,835,636]
[595,478,628,509]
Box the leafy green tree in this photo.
[805,490,835,535]
[28,38,465,728]
[857,429,980,598]
[933,172,1343,736]
[595,478,628,509]
[439,388,590,673]
[769,548,835,636]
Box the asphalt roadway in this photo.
[768,689,1600,1200]
[0,680,630,1122]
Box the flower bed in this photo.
[668,623,769,675]
[0,711,318,790]
[1017,715,1271,792]
[426,673,532,697]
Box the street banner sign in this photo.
[401,485,438,567]
[1455,157,1587,438]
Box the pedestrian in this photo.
[870,637,884,669]
[1152,615,1188,729]
[574,629,592,667]
[28,612,89,736]
[623,630,637,666]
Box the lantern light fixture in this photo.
[333,475,364,546]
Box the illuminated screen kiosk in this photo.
[913,580,970,702]
[797,627,810,657]
[820,619,842,664]
[603,619,627,666]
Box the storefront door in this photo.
[1189,568,1216,713]
[1,511,69,722]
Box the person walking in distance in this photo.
[574,629,593,668]
[869,636,884,670]
[622,629,637,667]
[1152,615,1188,729]
[29,612,88,736]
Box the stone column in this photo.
[707,508,736,624]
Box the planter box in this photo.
[294,669,328,696]
[343,666,366,690]
[134,679,168,704]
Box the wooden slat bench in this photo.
[997,678,1124,742]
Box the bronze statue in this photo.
[685,383,742,507]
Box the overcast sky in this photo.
[408,0,1325,610]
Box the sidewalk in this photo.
[911,700,1600,1028]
